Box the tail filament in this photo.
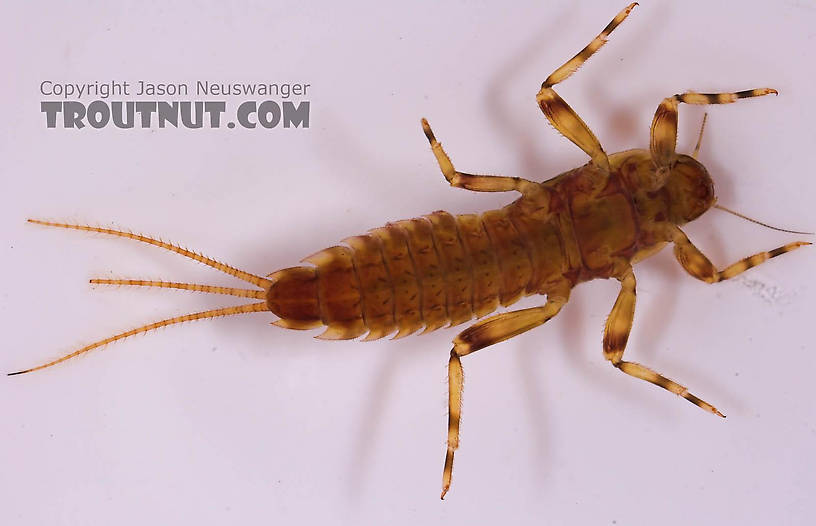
[10,220,274,375]
[8,302,269,376]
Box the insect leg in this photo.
[667,226,810,283]
[441,286,570,499]
[420,118,542,197]
[650,89,777,185]
[535,3,637,172]
[603,267,724,416]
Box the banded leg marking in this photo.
[535,3,638,171]
[669,227,810,283]
[421,119,541,196]
[650,88,777,176]
[441,287,570,499]
[603,268,723,416]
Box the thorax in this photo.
[510,150,671,284]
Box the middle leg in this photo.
[603,267,724,417]
[421,118,543,197]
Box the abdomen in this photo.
[265,206,568,340]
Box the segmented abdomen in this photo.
[266,207,561,340]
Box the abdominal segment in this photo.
[266,208,557,340]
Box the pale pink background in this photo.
[2,1,814,524]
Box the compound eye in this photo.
[695,180,712,200]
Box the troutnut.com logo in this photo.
[40,80,310,129]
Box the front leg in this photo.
[667,226,810,283]
[441,284,571,499]
[650,89,776,188]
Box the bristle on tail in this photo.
[90,279,267,299]
[27,219,273,289]
[8,301,269,376]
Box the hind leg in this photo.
[441,284,570,499]
[535,3,638,172]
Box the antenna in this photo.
[714,205,813,235]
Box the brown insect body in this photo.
[267,149,714,343]
[13,4,810,499]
